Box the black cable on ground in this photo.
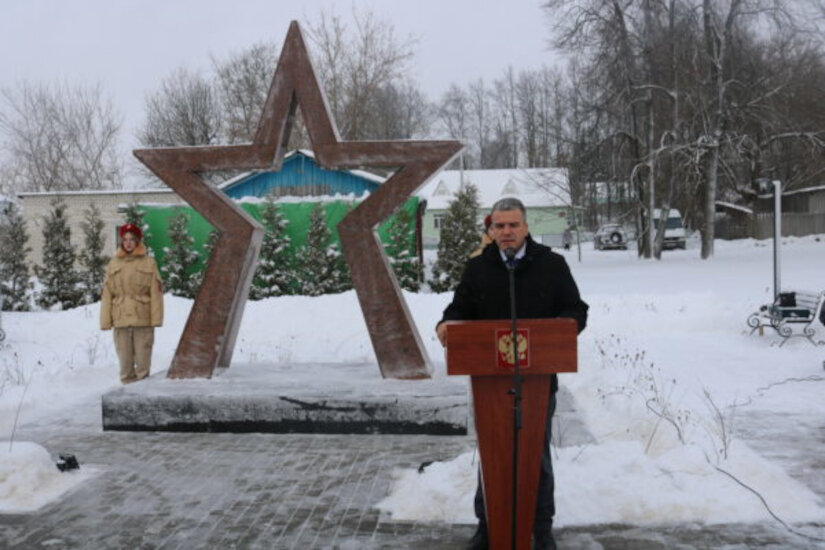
[713,464,825,544]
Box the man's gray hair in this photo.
[491,197,526,216]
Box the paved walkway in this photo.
[2,388,824,549]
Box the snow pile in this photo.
[0,442,94,513]
[377,451,478,522]
[379,439,824,526]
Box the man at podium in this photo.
[436,197,588,550]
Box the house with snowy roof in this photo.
[217,149,385,199]
[416,167,573,248]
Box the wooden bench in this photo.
[747,290,825,346]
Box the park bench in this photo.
[747,290,825,347]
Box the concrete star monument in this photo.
[135,21,462,380]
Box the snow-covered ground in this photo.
[2,235,824,526]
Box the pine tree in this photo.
[122,202,152,246]
[78,203,109,304]
[429,183,481,292]
[250,199,295,299]
[161,210,200,298]
[0,208,33,311]
[35,199,84,310]
[384,208,422,292]
[297,203,350,296]
[328,205,352,294]
[190,228,220,292]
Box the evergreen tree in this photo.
[297,203,350,296]
[429,183,481,292]
[0,209,33,311]
[190,228,220,292]
[35,199,84,310]
[78,203,110,304]
[328,205,352,294]
[122,202,152,246]
[250,199,294,299]
[161,210,200,298]
[384,208,422,292]
[203,228,220,258]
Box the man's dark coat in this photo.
[439,235,589,392]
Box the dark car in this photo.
[594,223,628,250]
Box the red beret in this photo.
[119,223,143,240]
[484,214,492,229]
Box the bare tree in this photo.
[692,0,808,257]
[138,68,221,147]
[437,85,473,164]
[468,79,492,168]
[515,67,567,168]
[0,80,122,192]
[544,0,655,254]
[491,67,520,168]
[750,35,825,189]
[368,80,432,139]
[212,41,279,144]
[305,8,418,140]
[516,69,542,167]
[437,76,515,169]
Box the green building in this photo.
[416,167,574,248]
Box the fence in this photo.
[753,213,825,239]
[716,212,825,240]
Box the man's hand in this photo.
[436,322,447,347]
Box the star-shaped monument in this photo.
[135,21,462,380]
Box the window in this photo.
[433,213,446,229]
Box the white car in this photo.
[652,209,687,250]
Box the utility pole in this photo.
[773,180,781,301]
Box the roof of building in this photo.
[17,188,173,197]
[716,201,754,214]
[416,167,570,210]
[756,184,825,199]
[217,149,386,193]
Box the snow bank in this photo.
[0,442,95,513]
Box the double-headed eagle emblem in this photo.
[497,331,529,367]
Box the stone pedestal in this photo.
[102,363,468,435]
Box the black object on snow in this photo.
[56,453,80,472]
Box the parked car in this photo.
[652,208,687,250]
[594,223,628,250]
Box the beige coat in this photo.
[100,243,164,330]
[469,231,494,258]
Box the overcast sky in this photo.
[0,0,560,151]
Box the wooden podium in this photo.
[445,318,577,550]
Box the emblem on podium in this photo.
[495,328,530,369]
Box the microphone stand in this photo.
[505,248,522,550]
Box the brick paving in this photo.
[2,391,825,549]
[2,427,473,549]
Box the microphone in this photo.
[504,247,517,268]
